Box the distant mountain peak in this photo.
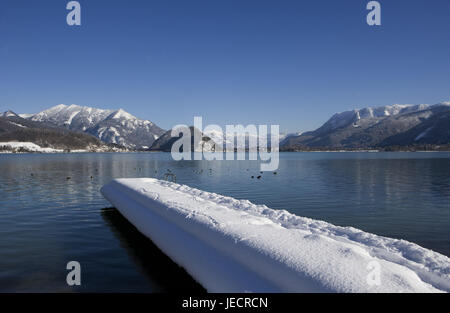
[108,108,136,120]
[281,101,450,149]
[25,104,165,149]
[349,103,428,118]
[0,112,121,151]
[1,110,19,118]
[49,104,69,111]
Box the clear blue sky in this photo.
[1,0,449,133]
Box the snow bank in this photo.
[0,142,63,153]
[0,142,93,153]
[101,178,450,293]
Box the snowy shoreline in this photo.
[0,141,126,154]
[0,141,65,153]
[101,178,450,293]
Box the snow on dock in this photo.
[101,178,450,293]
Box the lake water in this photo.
[0,152,449,292]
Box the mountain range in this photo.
[0,111,120,152]
[28,104,165,149]
[281,102,450,150]
[2,101,450,152]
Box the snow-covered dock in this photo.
[101,178,450,293]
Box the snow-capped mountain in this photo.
[31,104,113,131]
[0,110,120,151]
[1,110,20,118]
[281,102,450,149]
[148,126,285,151]
[317,103,431,134]
[279,132,303,142]
[28,104,165,149]
[203,129,283,150]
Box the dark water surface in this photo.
[0,152,449,292]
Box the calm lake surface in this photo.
[0,152,449,292]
